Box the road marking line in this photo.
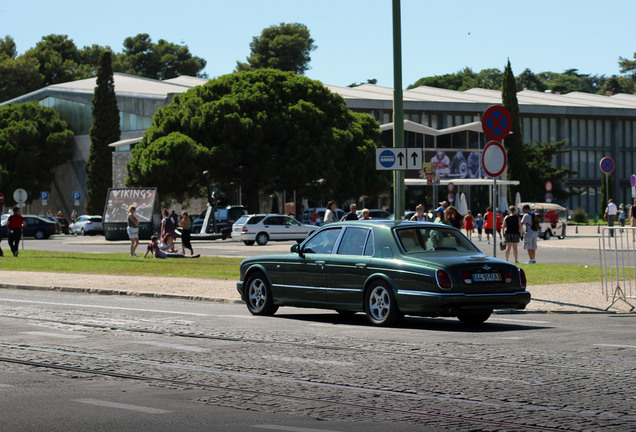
[72,398,169,414]
[23,331,85,339]
[0,383,14,388]
[262,355,352,366]
[0,298,209,316]
[489,317,550,324]
[139,341,209,352]
[594,343,636,349]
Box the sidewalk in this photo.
[0,225,634,314]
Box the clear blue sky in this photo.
[2,0,634,88]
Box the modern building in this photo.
[2,73,636,216]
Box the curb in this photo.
[2,283,630,315]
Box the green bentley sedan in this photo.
[237,221,530,326]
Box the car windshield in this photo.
[396,226,479,253]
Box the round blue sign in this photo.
[379,150,396,168]
[600,157,615,174]
[631,174,636,187]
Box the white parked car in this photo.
[69,215,103,235]
[232,214,319,245]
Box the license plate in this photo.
[472,272,501,282]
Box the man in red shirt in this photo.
[7,207,26,257]
[483,207,494,244]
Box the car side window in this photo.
[303,228,342,254]
[337,227,369,256]
[284,217,301,226]
[264,216,283,225]
[363,231,375,256]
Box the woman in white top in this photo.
[323,201,337,224]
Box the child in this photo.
[476,213,484,241]
[144,235,200,259]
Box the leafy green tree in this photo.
[618,52,636,77]
[0,35,17,58]
[523,139,580,203]
[409,67,475,90]
[26,34,81,85]
[0,102,74,205]
[117,33,207,80]
[85,51,120,214]
[348,78,378,87]
[236,23,316,74]
[597,75,635,95]
[127,69,388,209]
[501,60,530,200]
[0,53,43,102]
[516,68,546,92]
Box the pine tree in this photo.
[85,51,120,214]
[501,60,531,201]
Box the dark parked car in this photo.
[191,205,248,235]
[1,215,56,239]
[237,221,530,326]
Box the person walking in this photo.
[521,204,538,263]
[503,206,522,263]
[484,207,494,244]
[6,207,26,257]
[475,213,484,241]
[463,210,474,240]
[127,205,140,257]
[444,205,463,229]
[605,199,618,237]
[631,200,636,240]
[180,211,194,255]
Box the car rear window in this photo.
[89,217,102,222]
[235,216,250,225]
[247,216,265,224]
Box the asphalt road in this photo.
[14,233,601,264]
[1,288,634,431]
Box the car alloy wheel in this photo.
[34,230,45,240]
[364,281,402,326]
[256,232,269,246]
[245,272,278,316]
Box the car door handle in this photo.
[315,260,326,267]
[355,263,367,268]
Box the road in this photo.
[16,232,601,265]
[1,288,635,431]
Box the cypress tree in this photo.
[85,51,120,214]
[501,60,531,200]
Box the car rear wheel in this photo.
[256,232,269,246]
[81,228,86,236]
[544,230,551,240]
[364,280,402,326]
[245,272,278,316]
[243,240,255,246]
[457,309,492,326]
[34,230,46,240]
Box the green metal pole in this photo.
[392,0,405,220]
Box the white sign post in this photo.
[13,188,27,207]
[481,141,508,257]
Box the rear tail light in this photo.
[242,226,248,232]
[519,268,527,288]
[461,271,472,284]
[503,270,513,283]
[436,269,453,290]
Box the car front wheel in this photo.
[457,309,492,326]
[256,232,269,246]
[364,280,402,326]
[245,272,278,316]
[34,230,46,240]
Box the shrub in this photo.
[572,207,588,223]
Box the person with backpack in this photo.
[521,204,539,264]
[161,209,176,240]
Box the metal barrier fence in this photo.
[600,226,636,311]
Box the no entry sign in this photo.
[482,105,512,141]
[481,141,507,178]
[599,157,615,174]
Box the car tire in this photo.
[81,228,86,236]
[544,230,551,240]
[34,230,45,240]
[256,232,269,246]
[364,280,402,326]
[245,272,278,316]
[243,240,255,246]
[457,309,492,326]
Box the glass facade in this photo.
[40,97,152,135]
